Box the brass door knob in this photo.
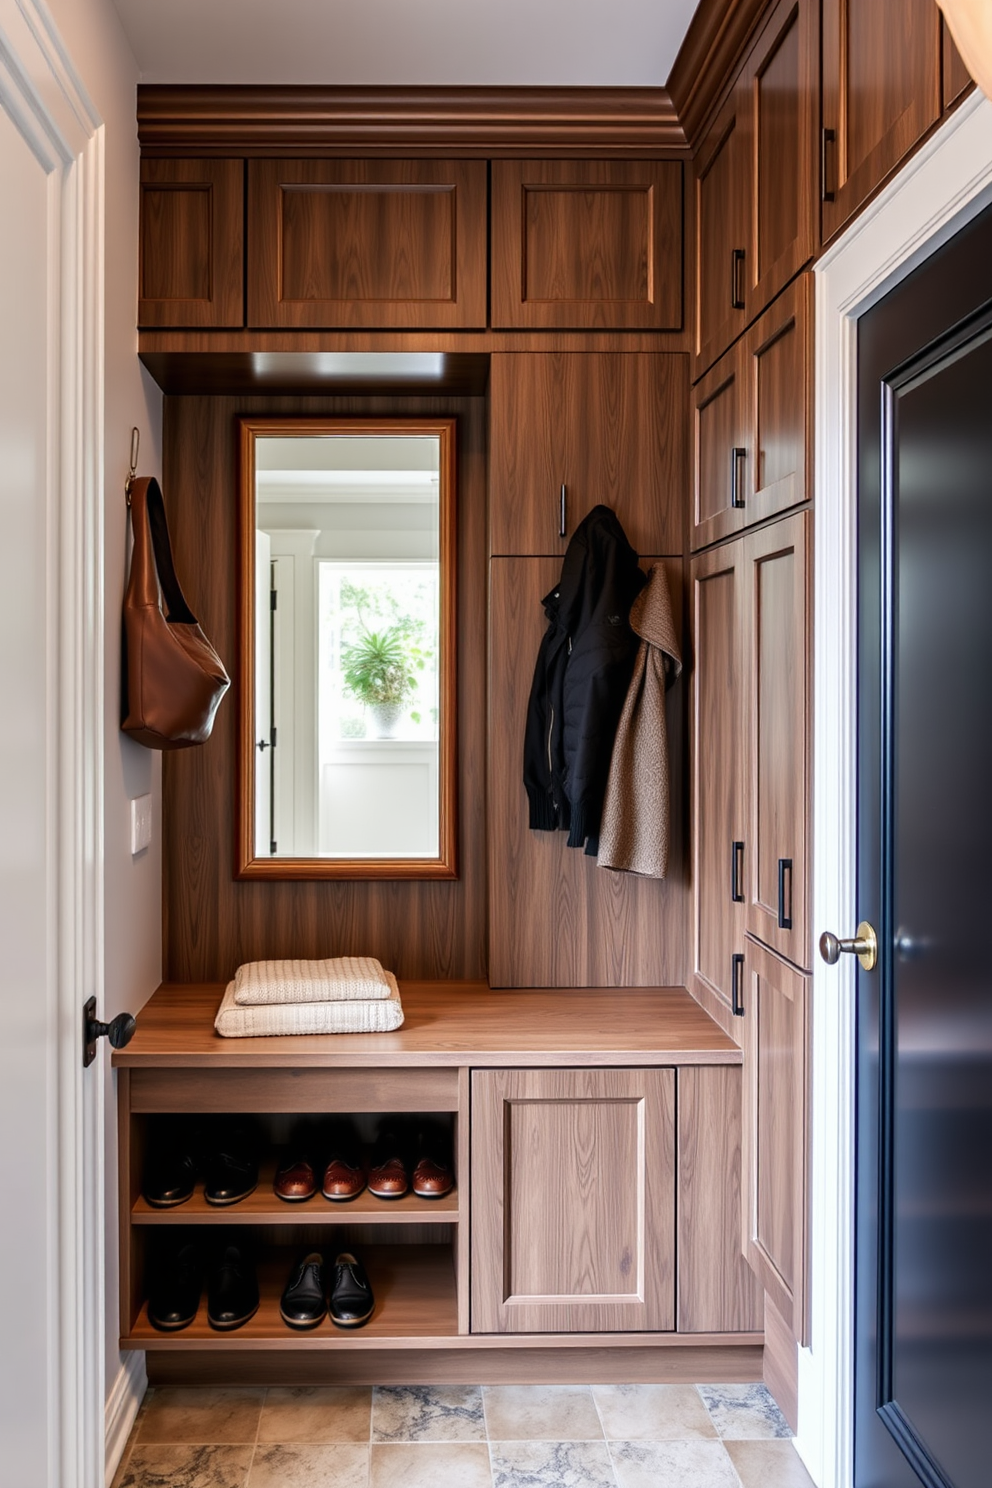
[819,921,878,972]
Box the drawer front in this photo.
[130,1066,459,1113]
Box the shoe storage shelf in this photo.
[115,981,765,1387]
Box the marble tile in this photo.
[137,1388,264,1445]
[696,1383,792,1440]
[484,1385,604,1441]
[726,1439,817,1488]
[490,1440,617,1488]
[610,1439,741,1488]
[117,1444,254,1488]
[372,1385,486,1443]
[370,1442,492,1488]
[591,1384,717,1441]
[248,1443,370,1487]
[257,1387,372,1443]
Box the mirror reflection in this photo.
[239,419,456,877]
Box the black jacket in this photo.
[523,505,645,855]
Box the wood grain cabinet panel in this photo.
[488,556,687,990]
[692,351,747,549]
[741,937,809,1344]
[489,353,686,557]
[138,158,244,328]
[822,0,941,243]
[491,160,683,330]
[942,20,973,110]
[695,92,748,377]
[247,159,487,328]
[471,1067,676,1333]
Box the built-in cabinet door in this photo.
[942,19,973,110]
[471,1067,676,1333]
[489,353,686,557]
[247,158,488,328]
[695,91,748,377]
[138,158,244,328]
[744,509,810,968]
[491,159,683,330]
[692,350,748,549]
[821,0,941,243]
[740,935,809,1344]
[489,556,687,989]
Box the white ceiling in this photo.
[112,0,698,88]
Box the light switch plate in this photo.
[130,794,152,855]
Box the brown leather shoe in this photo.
[322,1152,366,1202]
[411,1152,454,1198]
[367,1124,409,1199]
[274,1153,316,1202]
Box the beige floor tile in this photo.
[248,1443,369,1487]
[372,1385,486,1442]
[726,1439,817,1488]
[258,1387,372,1443]
[696,1384,792,1440]
[484,1384,604,1441]
[137,1388,264,1445]
[610,1439,740,1488]
[490,1440,617,1488]
[370,1442,492,1488]
[116,1443,254,1488]
[592,1384,717,1441]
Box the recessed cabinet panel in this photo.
[491,160,683,330]
[471,1067,676,1333]
[248,159,487,328]
[693,360,747,547]
[138,159,244,328]
[741,936,809,1343]
[695,95,747,377]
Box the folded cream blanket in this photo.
[233,956,392,1006]
[215,973,404,1038]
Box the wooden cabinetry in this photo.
[489,353,686,557]
[471,1067,676,1333]
[138,158,244,328]
[692,275,810,550]
[694,92,748,376]
[490,159,683,330]
[740,936,809,1344]
[247,159,488,328]
[821,0,941,243]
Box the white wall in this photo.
[46,0,163,1417]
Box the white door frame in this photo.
[0,3,105,1486]
[798,87,992,1488]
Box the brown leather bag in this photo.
[121,476,230,749]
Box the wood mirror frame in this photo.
[236,415,457,880]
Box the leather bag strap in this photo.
[126,476,197,623]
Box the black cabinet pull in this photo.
[731,248,746,310]
[821,127,836,203]
[559,483,567,539]
[778,857,793,931]
[731,840,745,903]
[731,447,747,510]
[732,953,745,1017]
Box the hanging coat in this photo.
[597,561,682,878]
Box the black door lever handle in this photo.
[83,995,136,1067]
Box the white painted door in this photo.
[255,529,273,854]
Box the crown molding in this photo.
[666,0,769,149]
[136,84,687,156]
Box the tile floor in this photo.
[111,1382,817,1488]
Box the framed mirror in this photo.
[237,417,456,879]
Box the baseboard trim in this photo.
[105,1352,147,1486]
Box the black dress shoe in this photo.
[328,1251,374,1328]
[143,1144,196,1208]
[207,1245,259,1330]
[280,1251,327,1330]
[203,1123,259,1206]
[148,1242,202,1331]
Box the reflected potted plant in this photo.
[340,627,417,739]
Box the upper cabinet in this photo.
[694,91,748,377]
[138,159,244,328]
[247,159,488,329]
[821,0,941,244]
[490,160,683,330]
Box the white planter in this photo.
[369,702,405,738]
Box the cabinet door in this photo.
[138,159,244,328]
[942,19,973,111]
[692,342,748,550]
[744,510,810,968]
[491,159,683,330]
[690,541,746,1029]
[822,0,941,243]
[471,1067,676,1333]
[741,936,809,1344]
[694,90,748,377]
[740,275,810,530]
[247,159,487,328]
[740,0,818,323]
[489,353,686,557]
[489,557,687,989]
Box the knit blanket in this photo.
[233,956,392,1005]
[215,974,404,1037]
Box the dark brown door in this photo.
[694,90,748,377]
[138,158,244,328]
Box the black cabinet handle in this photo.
[821,127,836,203]
[778,857,793,931]
[731,448,747,510]
[731,248,746,310]
[732,953,745,1017]
[559,483,567,539]
[731,840,745,903]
